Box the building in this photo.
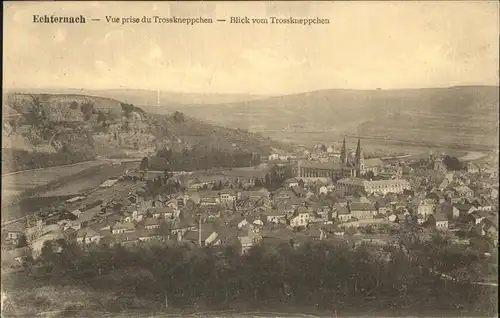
[349,202,375,220]
[3,223,24,244]
[336,178,411,196]
[220,191,237,204]
[434,158,447,174]
[337,205,352,222]
[417,199,436,216]
[295,137,372,180]
[76,227,101,245]
[433,213,449,230]
[364,158,384,176]
[295,160,354,180]
[454,186,474,199]
[466,163,480,174]
[289,211,310,228]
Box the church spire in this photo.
[355,137,361,164]
[340,135,347,164]
[355,137,364,177]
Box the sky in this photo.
[3,1,499,95]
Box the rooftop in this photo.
[298,159,345,170]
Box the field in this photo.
[1,161,106,202]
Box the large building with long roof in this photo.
[295,137,382,180]
[336,178,411,196]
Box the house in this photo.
[417,199,435,216]
[316,206,333,221]
[479,218,498,238]
[289,210,310,228]
[274,188,297,200]
[291,186,307,197]
[471,196,495,212]
[433,213,449,230]
[261,211,287,225]
[283,178,300,188]
[227,215,250,230]
[396,213,408,224]
[337,205,352,222]
[275,200,296,216]
[70,209,82,218]
[238,228,263,254]
[114,231,140,245]
[205,232,221,246]
[470,210,491,225]
[170,218,197,240]
[452,203,476,219]
[349,202,375,220]
[144,218,161,230]
[131,209,147,222]
[148,207,178,220]
[220,190,237,204]
[466,163,480,174]
[454,186,474,199]
[111,222,136,234]
[3,223,25,244]
[59,220,81,232]
[76,227,101,245]
[200,197,220,207]
[240,188,270,201]
[319,186,329,195]
[136,227,162,242]
[374,199,391,215]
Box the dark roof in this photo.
[76,227,100,238]
[144,218,161,226]
[433,213,448,222]
[148,207,175,214]
[349,202,373,211]
[337,206,351,215]
[453,204,473,212]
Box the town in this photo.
[2,137,498,265]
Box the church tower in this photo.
[355,137,364,177]
[340,136,347,164]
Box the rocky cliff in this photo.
[2,92,286,173]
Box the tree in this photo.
[364,171,375,180]
[16,234,28,248]
[80,102,94,121]
[159,221,172,238]
[443,155,463,171]
[140,157,149,170]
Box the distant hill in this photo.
[2,92,287,173]
[7,88,269,106]
[146,86,499,150]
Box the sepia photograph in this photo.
[2,1,499,317]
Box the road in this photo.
[1,157,140,177]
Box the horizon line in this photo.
[3,84,498,97]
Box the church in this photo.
[295,137,369,180]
